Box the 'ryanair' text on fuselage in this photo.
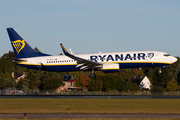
[90,53,154,62]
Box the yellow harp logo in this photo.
[11,40,26,54]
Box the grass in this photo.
[0,118,179,120]
[0,98,180,114]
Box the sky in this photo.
[1,0,180,57]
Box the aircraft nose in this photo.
[171,57,177,63]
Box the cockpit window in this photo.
[164,54,170,57]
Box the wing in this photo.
[60,44,102,70]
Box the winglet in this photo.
[60,43,70,55]
[69,49,75,55]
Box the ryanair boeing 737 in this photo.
[7,28,177,77]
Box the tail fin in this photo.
[7,28,51,58]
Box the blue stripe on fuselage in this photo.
[15,63,79,72]
[16,62,170,72]
[120,63,169,68]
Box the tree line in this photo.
[0,49,180,92]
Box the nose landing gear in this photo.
[159,68,162,73]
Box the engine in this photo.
[102,63,120,73]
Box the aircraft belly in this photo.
[44,65,79,72]
[16,63,80,72]
[16,62,170,72]
[119,62,169,68]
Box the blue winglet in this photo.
[60,43,70,55]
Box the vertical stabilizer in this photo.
[7,28,51,58]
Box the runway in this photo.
[0,113,180,119]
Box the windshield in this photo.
[164,54,170,57]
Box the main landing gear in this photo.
[89,70,96,78]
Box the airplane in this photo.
[7,28,177,77]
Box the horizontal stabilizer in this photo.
[4,57,27,62]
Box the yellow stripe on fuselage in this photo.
[101,61,172,64]
[103,68,119,70]
[15,62,77,66]
[15,61,172,66]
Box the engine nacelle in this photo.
[102,63,120,73]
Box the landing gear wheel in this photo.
[159,68,162,73]
[89,73,96,78]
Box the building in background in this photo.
[129,75,151,90]
[57,75,80,93]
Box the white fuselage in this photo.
[15,51,177,72]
